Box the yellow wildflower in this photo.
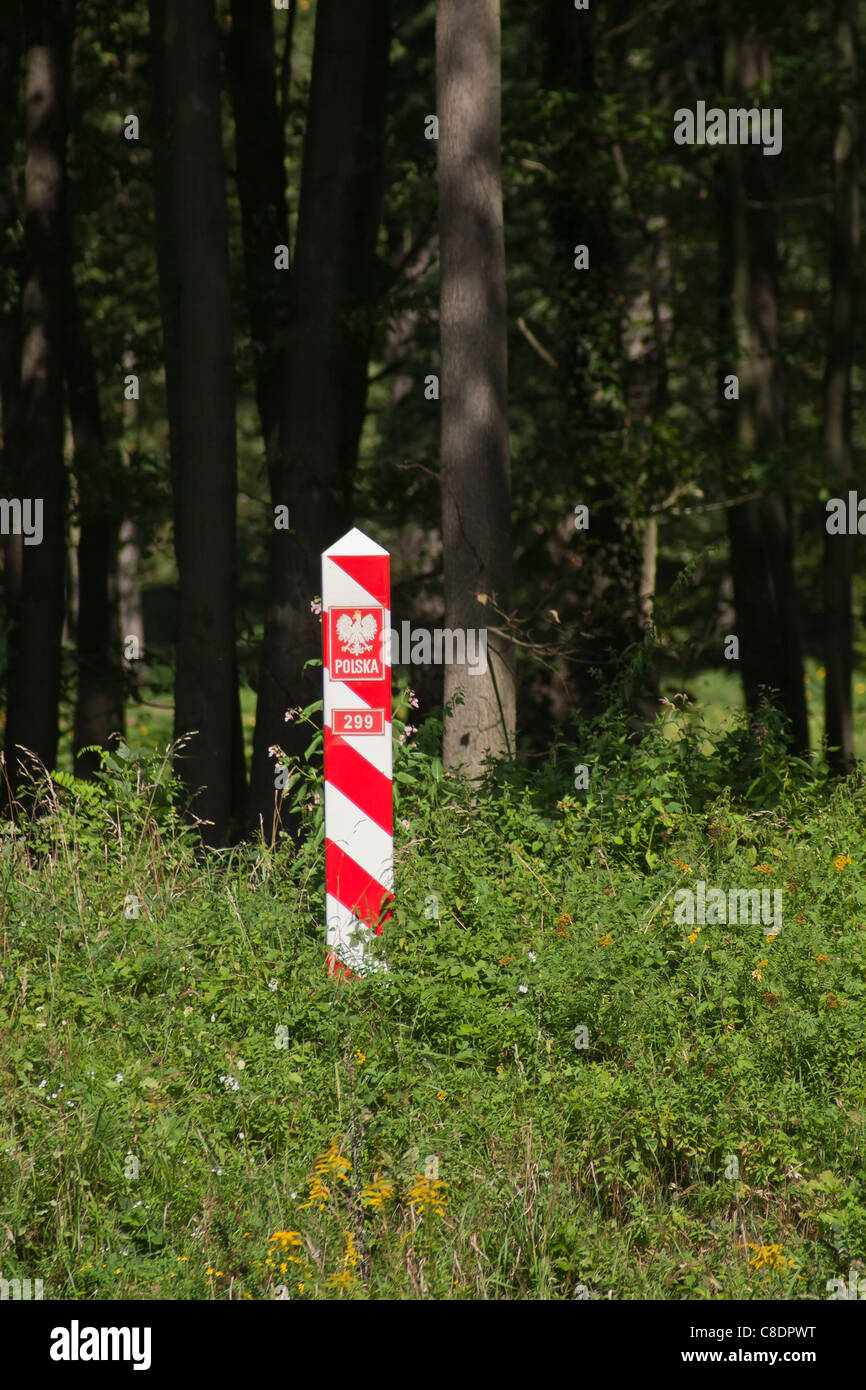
[436,1090,447,1100]
[361,1172,395,1208]
[407,1174,448,1218]
[269,1230,303,1250]
[748,1243,794,1272]
[598,933,614,947]
[313,1138,352,1183]
[834,854,852,871]
[815,954,829,964]
[354,1049,366,1065]
[755,864,771,873]
[751,960,769,982]
[299,1174,331,1211]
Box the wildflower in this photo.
[398,724,417,745]
[751,960,769,982]
[499,955,515,965]
[755,864,771,873]
[598,934,614,947]
[300,1174,331,1211]
[436,1090,447,1100]
[406,688,420,709]
[401,818,410,831]
[269,1231,303,1250]
[407,1174,448,1219]
[361,1173,395,1208]
[555,913,572,937]
[354,1049,366,1065]
[314,1138,352,1183]
[826,992,844,1009]
[814,954,829,964]
[310,598,322,616]
[114,1073,124,1084]
[219,1073,240,1092]
[343,1231,359,1269]
[687,932,699,944]
[834,854,852,871]
[528,951,537,963]
[326,1269,354,1289]
[268,979,278,991]
[518,984,528,994]
[747,1243,794,1272]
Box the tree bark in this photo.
[149,0,242,844]
[63,271,125,776]
[822,0,859,775]
[723,28,809,756]
[227,0,290,491]
[5,0,71,794]
[436,0,515,776]
[247,0,391,836]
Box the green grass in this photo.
[0,696,864,1300]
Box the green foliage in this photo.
[1,719,864,1299]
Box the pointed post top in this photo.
[323,527,389,559]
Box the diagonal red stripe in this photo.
[326,840,393,933]
[330,554,390,608]
[325,729,393,833]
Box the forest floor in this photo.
[0,692,864,1300]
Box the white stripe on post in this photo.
[322,528,393,977]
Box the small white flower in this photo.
[528,951,537,963]
[115,1073,124,1083]
[38,1079,47,1089]
[268,978,278,991]
[518,984,528,994]
[238,1131,245,1140]
[210,1014,216,1023]
[401,818,410,831]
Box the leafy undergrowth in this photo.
[0,698,864,1300]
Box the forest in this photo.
[0,0,864,1312]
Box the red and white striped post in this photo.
[322,528,393,977]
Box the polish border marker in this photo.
[322,528,393,976]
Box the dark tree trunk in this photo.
[437,0,515,776]
[723,28,809,756]
[0,2,23,805]
[227,0,289,489]
[5,0,71,794]
[149,0,243,844]
[247,0,391,837]
[63,272,124,777]
[823,0,859,774]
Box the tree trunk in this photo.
[823,0,859,775]
[149,0,242,844]
[5,0,71,794]
[227,0,289,490]
[63,272,125,776]
[247,0,391,836]
[436,0,515,776]
[723,28,809,756]
[0,1,22,809]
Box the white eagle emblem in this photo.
[336,610,378,656]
